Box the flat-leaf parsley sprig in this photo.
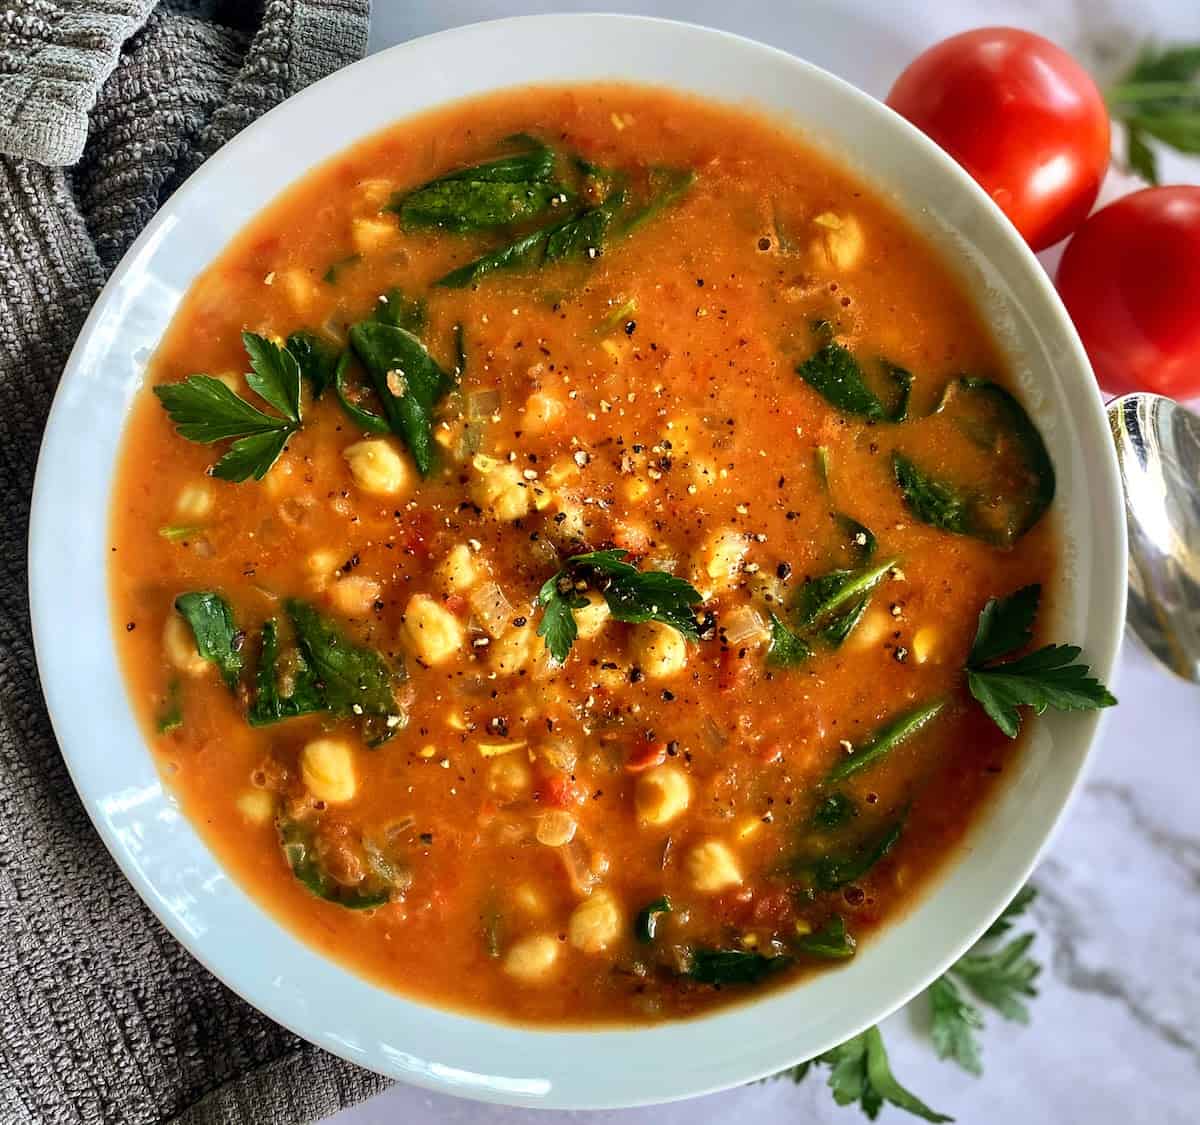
[965,584,1116,738]
[535,548,702,664]
[154,331,304,482]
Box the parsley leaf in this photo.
[535,549,702,664]
[982,883,1037,940]
[822,1027,953,1123]
[1107,45,1200,183]
[153,332,303,481]
[966,585,1116,738]
[174,591,243,689]
[951,933,1040,1023]
[929,975,984,1076]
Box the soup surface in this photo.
[110,83,1059,1025]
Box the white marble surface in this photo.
[330,2,1200,1121]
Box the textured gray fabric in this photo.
[0,3,392,1123]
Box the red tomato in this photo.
[1056,187,1200,399]
[887,28,1110,251]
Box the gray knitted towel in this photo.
[0,3,395,1123]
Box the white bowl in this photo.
[28,13,1126,1110]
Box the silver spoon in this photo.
[1108,393,1200,681]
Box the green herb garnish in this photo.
[811,792,856,830]
[1106,45,1200,184]
[795,915,857,960]
[286,329,341,399]
[797,342,912,422]
[247,618,327,726]
[390,136,571,231]
[634,895,673,943]
[535,549,702,664]
[929,975,985,1076]
[156,680,183,733]
[965,584,1116,738]
[279,819,392,910]
[687,948,793,986]
[893,378,1055,548]
[321,252,362,285]
[825,700,946,783]
[174,591,243,689]
[153,332,302,482]
[819,1027,953,1123]
[333,352,390,434]
[808,815,906,891]
[348,298,454,477]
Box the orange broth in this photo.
[109,83,1056,1024]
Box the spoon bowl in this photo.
[1109,392,1200,681]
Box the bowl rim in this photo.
[27,12,1127,1110]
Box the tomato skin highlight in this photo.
[1056,186,1200,399]
[887,28,1110,251]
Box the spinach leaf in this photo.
[370,287,428,335]
[795,558,894,631]
[811,793,856,830]
[795,915,856,959]
[688,948,793,986]
[825,699,947,783]
[767,611,813,668]
[617,167,695,235]
[544,186,627,262]
[797,342,911,422]
[286,329,341,399]
[348,318,453,476]
[634,895,673,943]
[894,379,1055,548]
[808,816,906,891]
[284,598,404,744]
[174,591,243,689]
[834,514,877,563]
[279,818,391,910]
[436,223,558,289]
[322,252,361,285]
[390,137,569,231]
[333,352,390,435]
[157,680,183,734]
[247,618,327,726]
[893,453,972,535]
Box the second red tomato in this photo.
[887,28,1110,251]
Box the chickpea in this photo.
[635,765,691,826]
[523,390,566,432]
[487,754,531,801]
[401,594,465,665]
[567,890,623,954]
[300,738,357,803]
[436,544,477,593]
[574,591,610,640]
[686,839,743,893]
[351,217,396,252]
[503,933,560,982]
[699,529,746,589]
[329,575,381,618]
[491,625,534,676]
[236,790,275,825]
[630,621,688,680]
[471,462,531,522]
[175,482,214,520]
[163,612,208,677]
[343,439,412,497]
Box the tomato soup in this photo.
[109,84,1059,1024]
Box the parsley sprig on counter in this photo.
[774,885,1043,1121]
[154,332,303,481]
[966,584,1116,737]
[535,549,702,664]
[1107,44,1200,184]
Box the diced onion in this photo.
[468,388,501,420]
[559,836,604,897]
[722,604,768,646]
[469,581,514,639]
[535,811,578,847]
